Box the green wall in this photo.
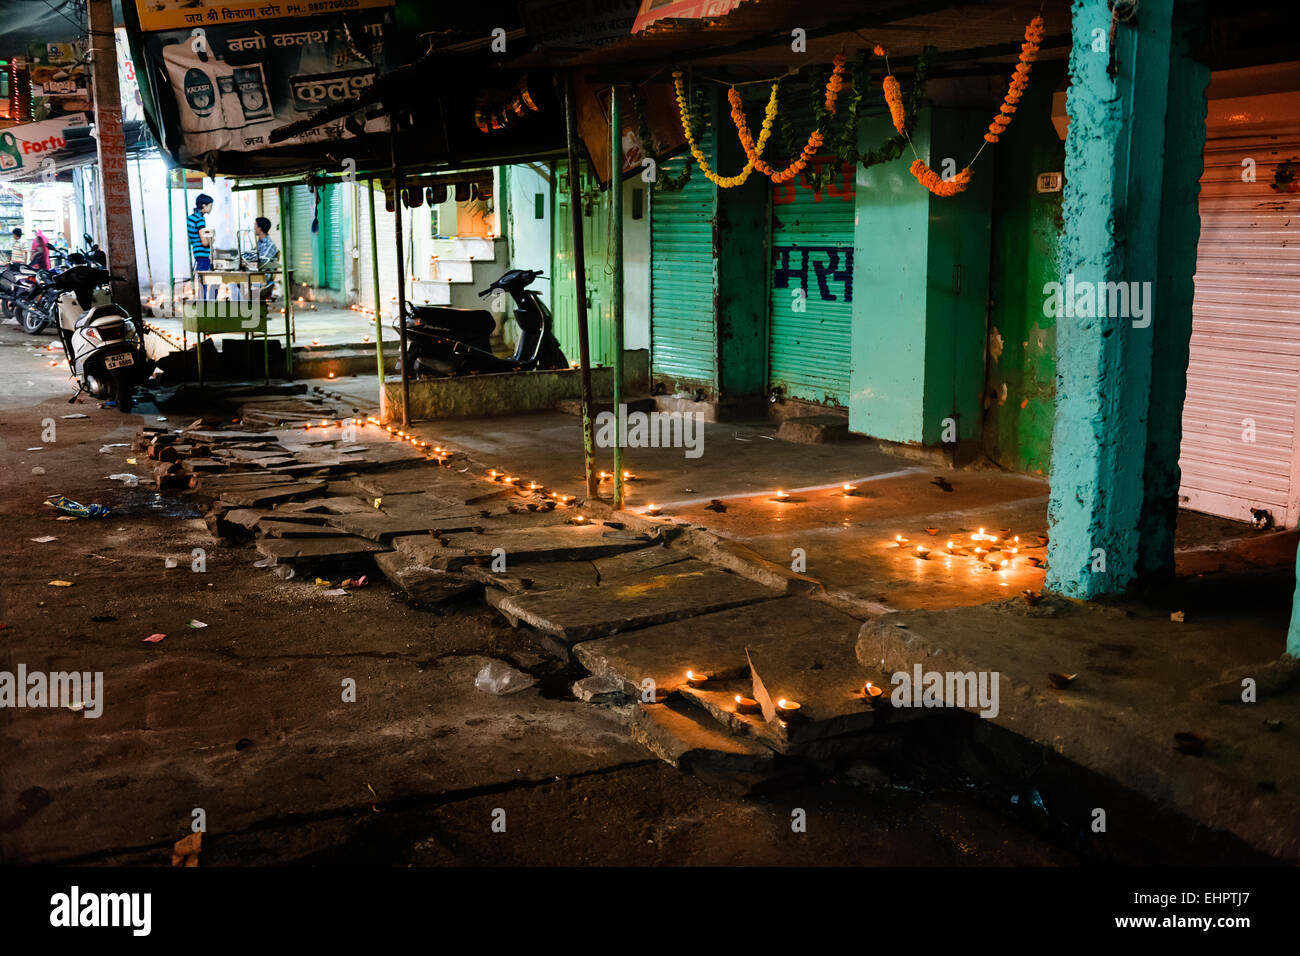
[983,63,1067,476]
[849,107,991,445]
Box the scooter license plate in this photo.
[104,352,134,370]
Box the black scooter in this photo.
[395,269,568,377]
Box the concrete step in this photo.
[428,259,474,284]
[556,395,657,416]
[776,415,851,444]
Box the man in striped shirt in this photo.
[188,193,214,299]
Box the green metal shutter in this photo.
[289,184,317,287]
[650,125,717,390]
[767,132,856,406]
[320,184,344,292]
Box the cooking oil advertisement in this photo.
[131,1,394,161]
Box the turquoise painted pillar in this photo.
[1289,539,1300,658]
[1046,0,1208,598]
[849,107,991,446]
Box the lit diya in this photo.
[914,545,930,560]
[863,681,887,706]
[734,695,760,715]
[771,490,792,503]
[775,698,803,721]
[685,670,708,688]
[840,483,858,497]
[644,503,662,517]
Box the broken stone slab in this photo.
[352,468,493,501]
[254,534,386,564]
[213,480,330,507]
[498,560,777,647]
[389,534,473,571]
[325,505,481,542]
[373,551,478,604]
[437,523,654,565]
[572,675,628,705]
[462,560,599,594]
[287,496,374,514]
[573,596,901,750]
[591,545,690,582]
[630,700,775,773]
[223,508,331,529]
[254,520,353,538]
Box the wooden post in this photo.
[564,72,598,498]
[610,85,625,510]
[88,0,142,322]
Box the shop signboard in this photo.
[130,0,395,162]
[0,114,87,183]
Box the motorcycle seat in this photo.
[410,306,496,338]
[76,304,129,328]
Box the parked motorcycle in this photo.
[395,269,568,377]
[0,262,47,332]
[42,265,150,411]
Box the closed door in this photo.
[552,161,615,366]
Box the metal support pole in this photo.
[166,169,175,317]
[610,85,625,510]
[367,178,385,393]
[564,72,598,498]
[279,186,294,378]
[390,117,411,427]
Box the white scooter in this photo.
[44,266,149,411]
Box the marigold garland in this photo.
[985,15,1044,143]
[883,74,906,134]
[729,53,846,184]
[909,159,972,197]
[674,71,759,188]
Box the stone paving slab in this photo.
[630,700,775,772]
[325,505,481,542]
[373,551,478,603]
[570,595,893,750]
[498,559,777,647]
[439,523,655,564]
[463,560,600,594]
[255,520,355,538]
[215,480,331,507]
[223,508,331,529]
[592,545,690,582]
[254,534,387,563]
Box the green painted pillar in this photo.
[714,87,769,401]
[1046,0,1208,599]
[848,107,991,446]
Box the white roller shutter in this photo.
[356,182,400,319]
[1179,126,1300,527]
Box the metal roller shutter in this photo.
[356,181,399,318]
[1179,127,1300,527]
[767,141,855,406]
[650,124,718,391]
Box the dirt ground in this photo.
[0,322,1083,866]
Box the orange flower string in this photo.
[729,53,846,185]
[985,15,1044,143]
[909,159,972,197]
[883,75,906,134]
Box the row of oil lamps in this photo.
[683,670,889,723]
[638,483,865,519]
[891,527,1045,570]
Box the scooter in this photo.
[395,268,568,377]
[42,265,150,411]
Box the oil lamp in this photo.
[645,503,662,516]
[776,698,802,721]
[685,670,708,688]
[772,490,790,502]
[863,681,885,705]
[734,695,760,715]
